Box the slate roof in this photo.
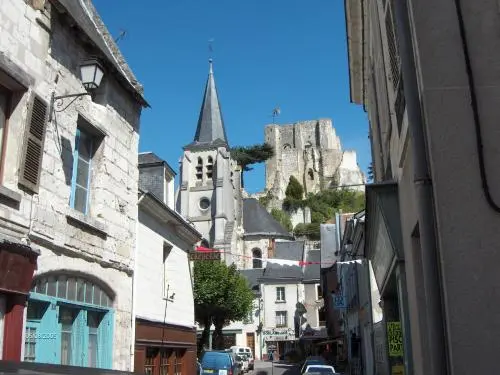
[242,199,294,240]
[260,241,304,282]
[56,0,148,106]
[303,250,321,282]
[138,152,176,176]
[275,241,305,260]
[185,61,228,150]
[239,269,264,289]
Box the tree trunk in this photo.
[198,316,211,355]
[212,317,225,350]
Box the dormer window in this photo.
[206,156,213,179]
[195,157,203,180]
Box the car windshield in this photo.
[306,367,335,373]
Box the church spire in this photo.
[188,59,228,149]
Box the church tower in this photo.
[177,60,242,261]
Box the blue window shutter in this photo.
[29,299,59,364]
[98,310,114,369]
[71,309,87,366]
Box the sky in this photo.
[93,0,370,195]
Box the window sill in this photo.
[66,209,108,238]
[0,185,22,204]
[275,300,286,304]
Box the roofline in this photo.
[345,0,365,105]
[138,190,202,243]
[242,232,295,240]
[54,0,150,107]
[138,153,177,176]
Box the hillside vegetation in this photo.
[260,176,365,240]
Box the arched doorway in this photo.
[25,273,114,368]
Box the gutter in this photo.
[130,192,146,369]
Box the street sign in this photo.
[333,293,347,309]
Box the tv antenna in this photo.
[115,29,127,44]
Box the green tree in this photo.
[285,176,304,200]
[230,143,274,187]
[271,208,293,232]
[193,260,254,351]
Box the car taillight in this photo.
[228,368,233,375]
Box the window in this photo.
[201,239,209,248]
[199,197,210,210]
[206,156,213,179]
[0,86,11,180]
[316,284,323,300]
[174,350,184,375]
[160,349,171,375]
[70,127,94,214]
[195,157,203,180]
[19,94,48,193]
[163,243,172,298]
[252,248,262,268]
[276,287,285,302]
[28,274,114,368]
[145,347,159,375]
[275,311,287,327]
[318,307,326,327]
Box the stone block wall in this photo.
[0,1,142,370]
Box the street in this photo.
[251,361,300,375]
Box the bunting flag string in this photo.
[195,246,337,266]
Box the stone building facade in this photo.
[0,0,146,370]
[346,0,500,374]
[264,119,365,202]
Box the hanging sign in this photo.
[332,293,347,309]
[387,322,404,357]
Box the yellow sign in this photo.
[387,322,403,357]
[391,364,404,375]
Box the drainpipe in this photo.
[392,2,447,375]
[131,193,146,370]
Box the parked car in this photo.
[200,350,242,375]
[229,346,254,371]
[300,356,327,374]
[197,361,203,375]
[303,365,337,374]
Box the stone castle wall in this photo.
[264,119,364,202]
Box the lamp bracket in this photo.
[49,91,91,121]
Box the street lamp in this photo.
[49,58,105,121]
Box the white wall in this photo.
[262,283,303,329]
[136,211,195,328]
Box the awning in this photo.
[365,182,403,293]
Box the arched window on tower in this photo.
[308,168,314,180]
[206,156,213,179]
[252,248,262,268]
[195,157,203,180]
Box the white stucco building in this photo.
[0,0,147,370]
[135,153,202,375]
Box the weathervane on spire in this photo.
[208,38,215,73]
[272,106,281,124]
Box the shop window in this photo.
[275,311,287,327]
[27,273,114,368]
[174,349,184,375]
[160,349,171,375]
[0,296,4,360]
[318,307,326,327]
[145,347,159,375]
[276,287,285,302]
[252,248,262,268]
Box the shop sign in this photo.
[387,322,404,357]
[371,211,395,290]
[332,293,347,309]
[189,252,221,261]
[262,327,295,341]
[391,365,404,375]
